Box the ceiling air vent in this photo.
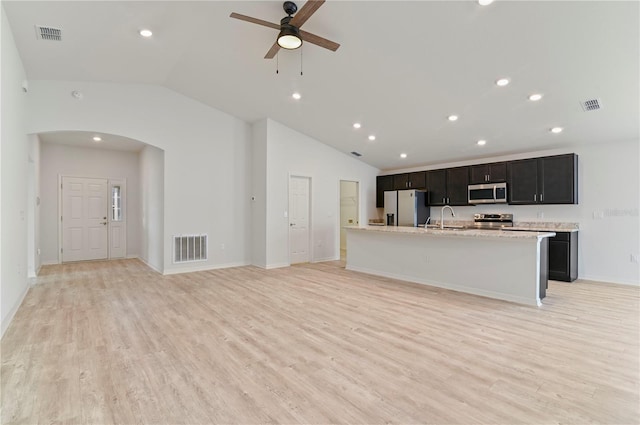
[580,98,602,112]
[35,25,62,41]
[350,151,362,157]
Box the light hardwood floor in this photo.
[1,259,638,424]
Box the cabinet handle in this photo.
[540,193,543,202]
[534,194,537,202]
[486,175,489,182]
[443,197,446,204]
[409,182,412,188]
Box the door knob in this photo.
[100,222,107,225]
[290,223,294,227]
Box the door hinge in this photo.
[61,215,63,222]
[61,183,63,189]
[61,248,63,253]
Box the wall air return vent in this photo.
[35,25,62,41]
[580,98,602,112]
[173,234,208,263]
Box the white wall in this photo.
[139,145,164,272]
[39,142,142,264]
[1,7,30,336]
[25,80,252,274]
[384,140,640,285]
[260,119,379,268]
[27,134,41,277]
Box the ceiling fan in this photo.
[230,0,340,59]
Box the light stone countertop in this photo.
[347,225,555,239]
[510,222,579,232]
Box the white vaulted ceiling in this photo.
[4,1,638,170]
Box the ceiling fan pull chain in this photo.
[276,51,279,74]
[300,45,303,76]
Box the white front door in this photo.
[289,176,310,264]
[109,180,127,259]
[61,177,108,262]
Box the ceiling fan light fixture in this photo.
[277,24,302,50]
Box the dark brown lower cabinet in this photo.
[548,232,578,282]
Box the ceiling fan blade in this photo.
[229,12,280,30]
[299,30,340,52]
[290,0,325,27]
[264,42,281,59]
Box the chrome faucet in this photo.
[441,205,455,229]
[424,216,431,228]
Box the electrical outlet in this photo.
[220,243,225,250]
[631,254,639,264]
[37,248,41,256]
[537,211,544,219]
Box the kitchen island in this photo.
[345,226,556,306]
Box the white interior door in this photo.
[289,176,310,264]
[109,180,127,259]
[61,177,108,262]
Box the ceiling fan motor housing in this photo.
[283,1,298,16]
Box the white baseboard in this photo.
[312,256,340,263]
[40,260,59,266]
[264,262,289,270]
[163,261,250,275]
[1,282,30,340]
[137,257,163,274]
[577,274,640,286]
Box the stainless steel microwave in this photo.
[468,182,507,204]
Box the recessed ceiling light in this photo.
[448,115,459,122]
[92,136,102,142]
[477,140,487,146]
[139,29,153,38]
[495,78,510,87]
[400,153,407,158]
[478,0,494,5]
[292,92,301,100]
[550,127,563,134]
[353,123,361,129]
[529,93,543,101]
[368,135,376,141]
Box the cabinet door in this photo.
[488,162,507,182]
[508,159,538,204]
[540,154,577,204]
[408,171,426,189]
[447,167,469,205]
[469,165,489,184]
[548,239,570,281]
[469,162,506,184]
[426,169,447,206]
[376,175,394,208]
[393,173,409,190]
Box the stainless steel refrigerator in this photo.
[384,190,430,227]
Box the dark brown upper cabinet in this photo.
[426,167,469,206]
[469,162,507,184]
[376,175,394,208]
[508,154,578,204]
[393,172,426,190]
